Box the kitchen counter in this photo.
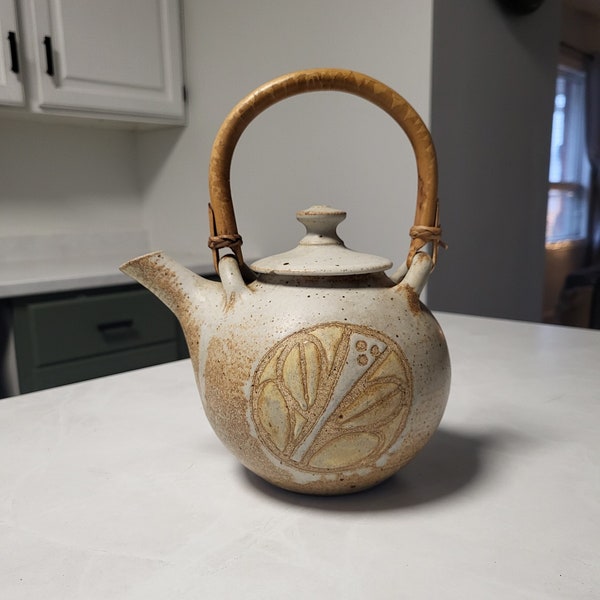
[0,252,213,298]
[0,312,598,599]
[0,231,213,298]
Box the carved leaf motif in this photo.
[292,409,307,439]
[303,340,320,408]
[251,323,413,472]
[308,432,380,469]
[282,344,306,410]
[281,338,322,411]
[257,381,290,451]
[338,380,404,429]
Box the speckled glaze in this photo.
[120,68,451,495]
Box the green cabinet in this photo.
[13,285,188,393]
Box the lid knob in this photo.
[296,206,345,246]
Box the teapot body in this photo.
[197,272,450,495]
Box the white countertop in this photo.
[0,231,214,298]
[1,312,598,599]
[0,253,213,298]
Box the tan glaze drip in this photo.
[401,285,423,316]
[120,252,223,374]
[203,336,253,446]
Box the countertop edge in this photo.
[0,257,215,299]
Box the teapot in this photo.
[121,69,450,495]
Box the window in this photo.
[546,64,590,244]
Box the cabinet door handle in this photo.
[97,319,135,339]
[43,35,54,76]
[7,31,19,74]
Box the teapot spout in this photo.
[120,252,222,366]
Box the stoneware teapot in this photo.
[121,69,450,495]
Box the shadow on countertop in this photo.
[241,426,506,511]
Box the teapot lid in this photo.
[250,205,392,276]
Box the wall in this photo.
[0,1,562,324]
[137,0,435,275]
[561,1,600,53]
[427,0,561,322]
[0,118,141,239]
[1,1,434,280]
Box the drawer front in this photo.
[23,289,177,366]
[24,342,181,393]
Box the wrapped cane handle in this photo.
[208,68,440,272]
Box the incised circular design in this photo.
[250,322,413,473]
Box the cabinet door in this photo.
[24,0,184,122]
[13,286,188,394]
[0,0,24,106]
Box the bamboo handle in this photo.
[208,68,441,272]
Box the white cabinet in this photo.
[0,0,24,106]
[2,0,185,125]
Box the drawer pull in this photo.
[8,31,19,74]
[43,35,55,76]
[97,319,135,339]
